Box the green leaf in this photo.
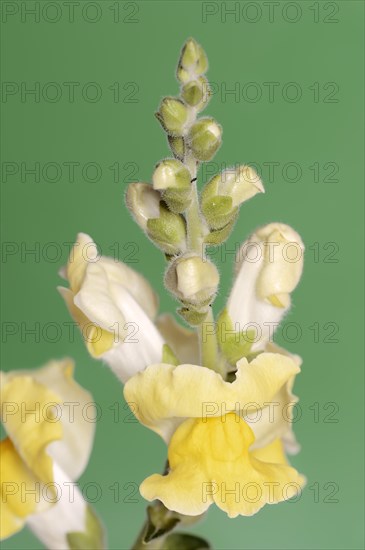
[66,506,106,550]
[164,532,211,550]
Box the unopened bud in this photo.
[153,159,191,191]
[152,159,192,213]
[126,183,187,254]
[202,165,264,229]
[165,254,219,307]
[181,76,211,111]
[156,97,188,136]
[188,118,222,161]
[177,38,208,83]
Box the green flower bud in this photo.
[188,118,222,161]
[165,253,219,308]
[156,97,188,136]
[201,165,264,229]
[152,159,192,213]
[177,38,208,83]
[126,183,187,254]
[181,76,211,111]
[168,136,185,161]
[153,159,191,191]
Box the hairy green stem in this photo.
[199,307,221,373]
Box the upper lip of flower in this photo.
[123,351,300,444]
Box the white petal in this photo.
[227,223,304,349]
[101,297,165,383]
[27,463,87,550]
[96,257,159,319]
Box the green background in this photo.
[1,1,364,548]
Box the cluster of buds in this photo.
[126,38,265,325]
[157,38,221,163]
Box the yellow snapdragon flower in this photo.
[124,352,305,518]
[0,359,104,549]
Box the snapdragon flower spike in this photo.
[58,233,165,383]
[226,223,304,351]
[0,359,105,549]
[124,352,305,518]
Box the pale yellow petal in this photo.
[140,468,210,517]
[0,438,41,540]
[124,353,300,441]
[140,414,304,518]
[261,342,301,454]
[66,233,98,294]
[247,380,298,450]
[26,359,96,480]
[250,438,288,463]
[0,373,63,484]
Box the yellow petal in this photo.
[0,438,41,540]
[124,353,300,441]
[24,359,96,480]
[250,438,288,463]
[261,342,302,454]
[141,414,304,518]
[0,373,63,485]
